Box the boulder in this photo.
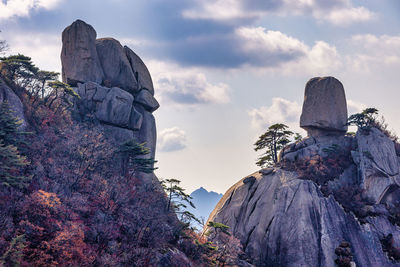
[352,127,400,202]
[96,38,138,93]
[206,169,394,267]
[95,87,134,128]
[300,77,348,137]
[61,20,104,86]
[74,82,143,131]
[135,89,159,112]
[124,46,154,95]
[0,78,27,129]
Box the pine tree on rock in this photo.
[254,123,293,167]
[118,139,157,178]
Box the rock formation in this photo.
[207,77,400,266]
[61,20,159,183]
[300,77,348,137]
[0,77,26,129]
[61,20,104,86]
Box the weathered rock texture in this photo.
[61,20,158,183]
[300,77,348,137]
[207,169,397,267]
[0,77,26,128]
[207,78,400,266]
[61,20,104,86]
[96,38,138,93]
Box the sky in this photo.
[1,0,400,194]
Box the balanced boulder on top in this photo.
[300,76,348,137]
[61,20,104,86]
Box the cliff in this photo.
[206,77,400,266]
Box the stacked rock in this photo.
[300,76,348,137]
[61,20,159,161]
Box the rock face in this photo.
[61,20,104,86]
[352,127,400,203]
[207,170,394,267]
[0,77,27,129]
[61,20,159,184]
[124,46,155,95]
[300,77,348,137]
[96,38,138,93]
[207,77,400,266]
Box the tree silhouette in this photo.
[254,123,293,167]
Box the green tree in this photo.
[0,101,27,147]
[0,141,30,189]
[160,178,200,227]
[254,123,293,167]
[0,102,30,189]
[0,54,38,87]
[347,107,379,130]
[118,139,157,178]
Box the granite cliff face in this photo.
[207,77,400,266]
[61,20,159,183]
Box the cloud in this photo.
[347,99,366,115]
[183,0,375,26]
[248,97,302,132]
[158,127,187,152]
[2,32,61,72]
[166,26,340,73]
[234,27,307,66]
[347,34,400,72]
[0,0,62,20]
[148,60,230,106]
[319,6,375,26]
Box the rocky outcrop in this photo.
[61,20,104,86]
[352,127,400,203]
[207,169,393,267]
[0,77,26,129]
[207,77,400,266]
[61,20,159,183]
[96,38,138,93]
[124,46,155,95]
[300,77,348,137]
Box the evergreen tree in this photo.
[254,123,293,167]
[347,107,379,130]
[118,139,157,178]
[0,141,30,189]
[160,178,200,227]
[0,101,27,147]
[0,102,30,189]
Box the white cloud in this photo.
[183,0,375,26]
[248,97,302,133]
[235,27,307,62]
[0,0,62,20]
[235,27,341,75]
[158,127,187,152]
[319,6,375,26]
[347,34,400,72]
[347,99,366,115]
[148,60,230,106]
[182,0,263,21]
[3,32,61,72]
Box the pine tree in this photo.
[254,123,293,167]
[0,101,30,189]
[0,101,27,147]
[0,141,30,189]
[118,139,157,178]
[160,178,200,227]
